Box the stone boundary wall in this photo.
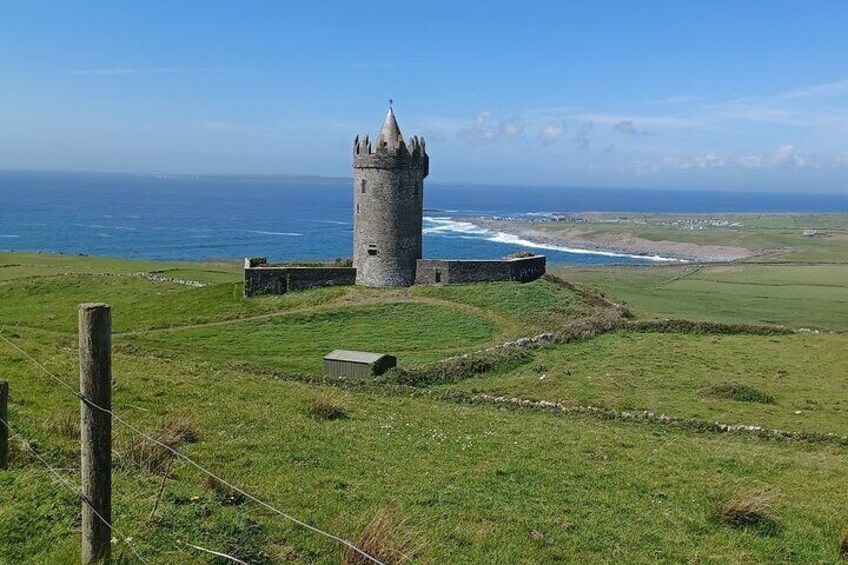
[244,263,356,297]
[415,255,546,285]
[244,255,545,295]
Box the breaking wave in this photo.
[248,230,303,236]
[311,219,350,225]
[423,217,682,262]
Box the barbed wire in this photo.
[0,415,149,564]
[0,330,386,565]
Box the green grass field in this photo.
[131,303,498,372]
[555,263,848,330]
[1,251,847,564]
[447,331,848,436]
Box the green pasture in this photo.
[555,263,848,330]
[1,251,847,563]
[448,331,848,436]
[0,252,242,281]
[1,336,847,564]
[130,303,497,373]
[0,274,352,333]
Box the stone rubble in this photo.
[60,271,208,287]
[476,393,848,447]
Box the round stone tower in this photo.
[353,107,429,287]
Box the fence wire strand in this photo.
[0,330,386,565]
[180,541,249,564]
[0,415,150,564]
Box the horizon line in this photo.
[0,167,846,196]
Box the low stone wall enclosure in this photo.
[244,255,546,296]
[415,255,546,285]
[243,259,356,297]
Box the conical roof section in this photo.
[378,107,403,150]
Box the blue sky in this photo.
[1,1,847,192]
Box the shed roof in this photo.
[323,350,390,364]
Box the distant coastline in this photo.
[463,217,762,263]
[424,216,686,262]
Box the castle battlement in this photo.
[353,125,428,175]
[354,134,426,156]
[353,140,429,175]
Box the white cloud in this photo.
[498,117,525,138]
[427,76,848,178]
[578,78,848,134]
[714,102,848,130]
[635,145,840,174]
[770,145,808,168]
[713,79,848,131]
[538,121,566,145]
[458,111,498,144]
[734,155,763,170]
[777,78,848,100]
[457,112,527,144]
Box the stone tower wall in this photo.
[353,165,424,287]
[352,124,428,287]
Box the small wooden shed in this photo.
[323,350,397,378]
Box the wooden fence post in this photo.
[0,381,8,470]
[79,303,112,564]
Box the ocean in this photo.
[1,170,846,265]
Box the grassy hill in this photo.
[1,252,846,563]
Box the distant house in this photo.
[323,350,397,378]
[803,228,817,237]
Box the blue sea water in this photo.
[1,170,846,265]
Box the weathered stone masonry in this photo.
[244,261,356,297]
[415,255,546,285]
[353,107,428,288]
